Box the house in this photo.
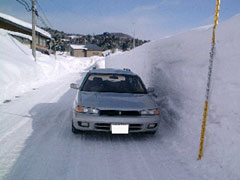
[0,12,51,52]
[70,44,103,57]
[102,49,112,57]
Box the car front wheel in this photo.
[72,120,81,134]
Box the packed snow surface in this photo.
[0,14,240,180]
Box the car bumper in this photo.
[72,111,159,133]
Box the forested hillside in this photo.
[43,27,149,52]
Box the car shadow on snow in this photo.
[148,64,182,138]
[4,86,77,180]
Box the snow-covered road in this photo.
[0,71,203,180]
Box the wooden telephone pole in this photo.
[32,0,37,61]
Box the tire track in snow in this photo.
[0,117,30,143]
[1,74,80,180]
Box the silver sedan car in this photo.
[70,68,159,134]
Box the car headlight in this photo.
[75,106,99,114]
[140,108,159,116]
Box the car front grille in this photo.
[99,110,140,116]
[95,123,111,131]
[129,124,142,131]
[94,123,142,131]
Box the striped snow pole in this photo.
[198,0,221,160]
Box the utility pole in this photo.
[132,22,135,49]
[133,33,135,49]
[32,0,37,61]
[54,40,57,59]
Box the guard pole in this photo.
[198,0,221,160]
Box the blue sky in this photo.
[1,0,240,40]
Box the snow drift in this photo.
[0,29,104,103]
[106,14,240,179]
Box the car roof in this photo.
[88,68,137,76]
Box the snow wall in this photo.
[0,29,104,102]
[106,14,240,179]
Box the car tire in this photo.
[72,121,81,134]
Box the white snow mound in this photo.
[106,14,240,179]
[0,28,104,102]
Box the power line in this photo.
[36,0,53,28]
[16,0,31,12]
[37,14,49,28]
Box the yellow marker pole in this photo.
[198,0,221,160]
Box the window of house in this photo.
[93,52,99,55]
[37,35,40,45]
[42,39,46,47]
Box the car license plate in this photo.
[111,124,129,134]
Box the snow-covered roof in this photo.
[70,44,103,51]
[61,38,70,42]
[85,44,103,51]
[70,44,87,50]
[4,29,32,41]
[69,35,83,39]
[0,12,51,39]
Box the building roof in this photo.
[70,44,87,50]
[0,12,51,39]
[4,29,32,41]
[85,44,103,51]
[89,68,136,76]
[70,44,103,51]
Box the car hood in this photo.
[78,91,157,110]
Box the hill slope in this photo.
[43,28,148,51]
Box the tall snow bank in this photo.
[0,29,104,102]
[106,14,240,179]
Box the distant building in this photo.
[0,12,51,52]
[102,49,112,57]
[70,44,103,57]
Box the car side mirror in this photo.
[147,87,155,93]
[70,83,80,89]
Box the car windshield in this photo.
[81,73,147,94]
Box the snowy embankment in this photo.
[106,14,240,179]
[0,29,104,103]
